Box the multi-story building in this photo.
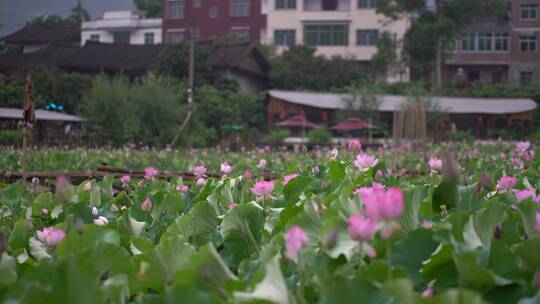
[161,0,267,43]
[81,11,162,45]
[447,0,540,86]
[265,0,410,81]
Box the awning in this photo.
[331,117,377,131]
[275,116,320,129]
[0,108,84,122]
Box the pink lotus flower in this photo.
[516,141,531,153]
[421,220,433,229]
[375,169,383,179]
[120,175,131,184]
[348,215,378,241]
[40,209,49,216]
[536,212,540,233]
[243,170,253,180]
[312,166,320,174]
[347,139,362,153]
[513,189,538,203]
[251,180,275,196]
[524,149,535,162]
[176,185,189,192]
[228,202,237,209]
[497,176,517,193]
[220,162,233,175]
[144,167,158,180]
[36,227,65,247]
[428,156,443,171]
[196,177,206,187]
[421,288,434,299]
[257,159,267,169]
[282,173,299,186]
[93,216,109,226]
[284,225,310,261]
[353,182,385,197]
[193,165,207,177]
[354,153,378,172]
[141,197,152,211]
[512,157,522,167]
[361,187,404,221]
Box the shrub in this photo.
[0,130,22,146]
[447,130,474,143]
[263,129,290,143]
[307,128,333,144]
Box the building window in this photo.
[477,32,493,51]
[460,32,476,51]
[276,0,296,9]
[113,32,130,44]
[356,29,378,46]
[144,33,155,45]
[193,0,202,8]
[167,0,186,19]
[494,32,509,51]
[467,71,480,82]
[231,0,250,17]
[358,0,375,9]
[520,71,534,86]
[304,23,349,46]
[190,27,200,39]
[167,31,185,44]
[89,34,100,42]
[521,4,537,20]
[520,36,537,52]
[209,6,218,18]
[230,27,250,40]
[492,71,503,84]
[274,29,296,46]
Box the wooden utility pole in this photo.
[170,31,195,148]
[22,73,36,184]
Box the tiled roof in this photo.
[1,25,80,44]
[59,41,165,72]
[0,43,79,71]
[208,42,269,77]
[268,90,537,115]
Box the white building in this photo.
[81,11,162,45]
[264,0,410,81]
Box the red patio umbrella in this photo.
[331,117,377,131]
[275,116,321,129]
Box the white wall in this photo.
[81,10,162,45]
[265,0,410,81]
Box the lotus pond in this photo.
[0,141,540,303]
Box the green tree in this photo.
[135,0,163,18]
[78,75,136,146]
[155,42,213,86]
[376,0,507,90]
[270,45,368,90]
[69,0,91,24]
[335,85,382,124]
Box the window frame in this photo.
[520,36,537,52]
[113,31,130,44]
[356,29,378,46]
[520,71,534,86]
[167,0,186,20]
[358,0,375,9]
[274,29,296,46]
[209,5,219,18]
[167,30,186,44]
[276,0,297,9]
[304,23,349,46]
[521,4,538,21]
[144,32,155,45]
[193,0,202,8]
[230,0,250,17]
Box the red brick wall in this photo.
[162,0,267,42]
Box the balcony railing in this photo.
[304,0,350,11]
